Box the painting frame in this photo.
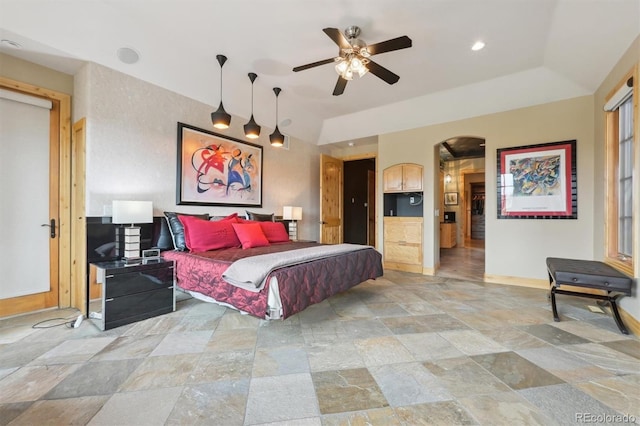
[176,122,263,207]
[497,139,577,219]
[444,192,458,206]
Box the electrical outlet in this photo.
[410,196,415,203]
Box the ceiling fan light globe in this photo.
[335,60,348,74]
[344,68,354,80]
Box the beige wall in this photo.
[73,62,324,241]
[0,53,73,95]
[379,95,595,281]
[593,35,640,320]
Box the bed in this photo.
[161,222,383,319]
[163,241,383,319]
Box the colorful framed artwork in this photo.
[444,192,458,206]
[497,139,577,219]
[176,122,263,207]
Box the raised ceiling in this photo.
[440,137,486,162]
[1,0,638,146]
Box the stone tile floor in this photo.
[1,270,639,425]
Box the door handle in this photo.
[41,219,56,238]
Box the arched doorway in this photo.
[436,136,486,281]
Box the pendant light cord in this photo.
[219,67,223,103]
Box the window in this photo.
[604,69,636,275]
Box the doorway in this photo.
[0,77,72,317]
[436,137,485,281]
[343,158,376,245]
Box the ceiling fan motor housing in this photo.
[292,25,412,95]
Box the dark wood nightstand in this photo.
[89,259,175,330]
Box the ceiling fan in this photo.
[292,26,412,96]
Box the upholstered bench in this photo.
[546,257,633,334]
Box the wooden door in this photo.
[383,165,403,192]
[320,154,343,244]
[0,84,60,316]
[403,164,423,191]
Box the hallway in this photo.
[437,239,485,281]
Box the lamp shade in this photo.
[283,206,302,221]
[112,200,153,225]
[211,103,231,129]
[211,54,231,129]
[270,87,285,147]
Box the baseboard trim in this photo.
[620,308,640,336]
[423,266,436,275]
[483,274,548,289]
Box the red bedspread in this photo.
[162,242,383,319]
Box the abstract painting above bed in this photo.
[162,241,383,319]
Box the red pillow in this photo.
[259,221,290,243]
[232,222,270,249]
[178,215,240,252]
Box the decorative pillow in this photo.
[245,210,274,222]
[210,212,239,222]
[179,215,240,252]
[164,211,210,251]
[232,222,270,249]
[259,221,290,243]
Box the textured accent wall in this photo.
[74,62,323,241]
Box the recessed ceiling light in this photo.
[280,118,292,127]
[347,141,355,147]
[1,39,22,49]
[471,41,485,51]
[117,47,140,64]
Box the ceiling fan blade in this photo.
[323,27,351,50]
[366,60,400,85]
[292,58,336,72]
[333,77,348,96]
[367,36,412,56]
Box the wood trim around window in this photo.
[604,66,637,277]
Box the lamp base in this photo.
[116,226,141,259]
[288,221,298,241]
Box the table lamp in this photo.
[112,200,153,260]
[283,206,302,241]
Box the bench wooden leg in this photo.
[550,287,560,322]
[548,272,560,322]
[609,295,629,335]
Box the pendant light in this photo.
[269,87,285,147]
[243,72,261,139]
[211,54,231,129]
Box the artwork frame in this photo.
[444,192,458,206]
[497,139,577,219]
[176,122,263,207]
